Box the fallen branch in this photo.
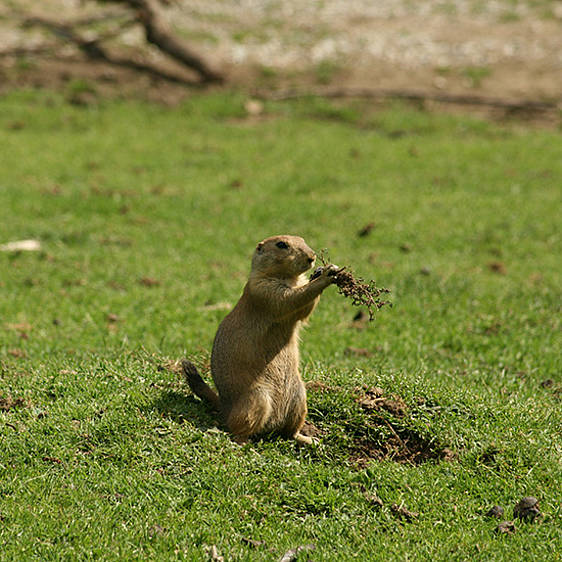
[100,0,223,82]
[20,0,223,84]
[256,87,559,113]
[22,16,109,59]
[132,0,223,83]
[0,45,59,58]
[20,15,200,85]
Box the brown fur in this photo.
[183,235,338,444]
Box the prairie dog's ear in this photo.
[256,242,264,254]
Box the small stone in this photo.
[244,99,264,116]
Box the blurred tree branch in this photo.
[9,0,223,84]
[96,0,222,82]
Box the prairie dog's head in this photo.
[251,235,316,278]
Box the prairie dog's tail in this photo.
[182,359,220,410]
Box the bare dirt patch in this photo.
[350,428,452,469]
[0,395,28,412]
[1,1,560,124]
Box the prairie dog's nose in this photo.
[308,253,316,264]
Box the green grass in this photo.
[0,90,561,560]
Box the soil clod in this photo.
[300,421,324,439]
[356,386,407,417]
[486,505,504,519]
[305,380,336,393]
[514,497,541,522]
[488,261,507,275]
[390,502,418,521]
[351,310,369,329]
[42,456,63,464]
[495,521,516,535]
[357,222,376,237]
[138,277,161,287]
[344,347,373,357]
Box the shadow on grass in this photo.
[152,385,454,468]
[151,390,219,432]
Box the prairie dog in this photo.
[183,235,338,444]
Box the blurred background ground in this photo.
[1,0,561,118]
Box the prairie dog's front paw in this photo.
[324,264,340,276]
[311,264,340,280]
[321,264,342,284]
[309,266,323,281]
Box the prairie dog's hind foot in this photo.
[293,432,319,446]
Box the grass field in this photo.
[0,90,560,560]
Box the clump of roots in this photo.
[315,250,392,321]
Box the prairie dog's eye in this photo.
[276,241,289,249]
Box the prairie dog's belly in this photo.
[211,318,302,420]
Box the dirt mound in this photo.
[356,386,407,418]
[349,386,452,467]
[307,382,454,467]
